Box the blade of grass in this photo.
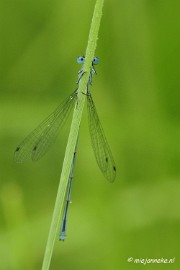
[42,0,104,269]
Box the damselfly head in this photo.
[77,56,99,66]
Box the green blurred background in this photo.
[0,0,180,269]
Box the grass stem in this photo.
[42,0,104,269]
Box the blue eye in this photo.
[77,56,85,64]
[92,57,99,65]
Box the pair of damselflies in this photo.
[15,56,116,240]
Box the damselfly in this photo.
[15,56,116,239]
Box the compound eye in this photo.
[77,56,85,64]
[92,57,99,65]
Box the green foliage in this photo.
[0,0,180,269]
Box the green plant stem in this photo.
[42,0,104,269]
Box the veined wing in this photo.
[14,91,77,163]
[87,94,116,182]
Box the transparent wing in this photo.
[87,94,116,182]
[14,91,77,163]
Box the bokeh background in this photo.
[0,0,180,269]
